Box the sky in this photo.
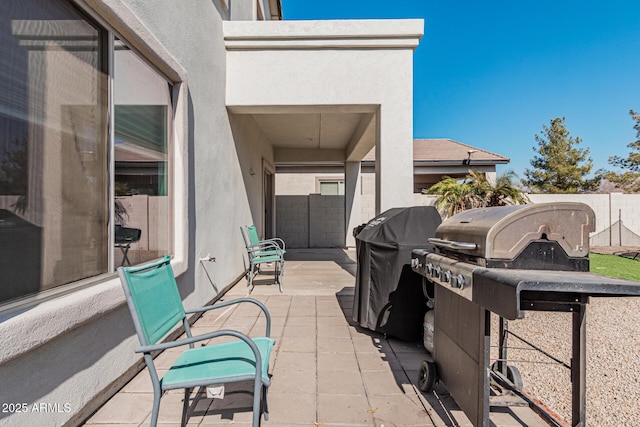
[281,0,640,179]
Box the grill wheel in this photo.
[491,361,523,391]
[418,360,437,392]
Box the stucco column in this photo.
[486,171,497,185]
[230,0,256,21]
[375,108,414,214]
[345,161,362,247]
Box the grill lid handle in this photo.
[428,238,477,251]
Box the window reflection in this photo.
[113,39,171,267]
[0,1,173,305]
[0,0,108,304]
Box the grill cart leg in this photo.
[491,317,523,391]
[571,303,587,427]
[498,317,508,376]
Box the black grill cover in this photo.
[353,206,441,340]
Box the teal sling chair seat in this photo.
[240,226,285,293]
[118,256,275,427]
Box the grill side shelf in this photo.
[473,269,640,320]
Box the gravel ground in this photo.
[489,250,640,426]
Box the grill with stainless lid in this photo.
[410,202,640,427]
[429,202,593,270]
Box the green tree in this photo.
[602,110,640,193]
[426,170,529,217]
[523,117,601,193]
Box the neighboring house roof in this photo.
[362,138,509,165]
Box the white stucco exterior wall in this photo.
[345,161,362,247]
[275,173,319,195]
[0,9,424,427]
[0,1,268,426]
[224,19,423,213]
[228,113,277,237]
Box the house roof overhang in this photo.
[224,19,423,165]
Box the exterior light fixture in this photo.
[462,149,477,166]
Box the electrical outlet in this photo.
[199,253,215,262]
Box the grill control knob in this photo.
[431,266,441,278]
[451,274,466,289]
[457,275,466,289]
[425,263,433,275]
[410,258,421,269]
[441,270,451,283]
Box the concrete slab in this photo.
[316,393,373,425]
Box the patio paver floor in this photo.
[83,248,548,427]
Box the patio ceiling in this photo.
[229,105,377,165]
[253,113,364,150]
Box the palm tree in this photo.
[425,170,530,218]
[426,176,473,217]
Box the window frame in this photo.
[316,177,346,196]
[0,0,189,317]
[112,38,176,269]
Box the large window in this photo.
[113,39,172,268]
[0,0,173,306]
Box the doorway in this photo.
[263,161,275,239]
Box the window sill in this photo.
[0,257,185,366]
[0,276,124,366]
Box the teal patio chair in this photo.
[118,255,274,427]
[240,227,284,293]
[247,225,286,255]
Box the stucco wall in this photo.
[0,1,266,426]
[276,173,318,196]
[224,20,420,212]
[0,9,425,427]
[228,113,276,238]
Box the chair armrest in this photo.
[136,329,262,355]
[248,241,283,254]
[136,330,266,382]
[262,237,285,251]
[185,297,271,337]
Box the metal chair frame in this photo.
[241,226,284,293]
[118,256,274,426]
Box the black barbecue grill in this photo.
[411,202,640,427]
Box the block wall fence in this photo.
[276,193,640,248]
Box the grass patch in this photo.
[590,253,640,281]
